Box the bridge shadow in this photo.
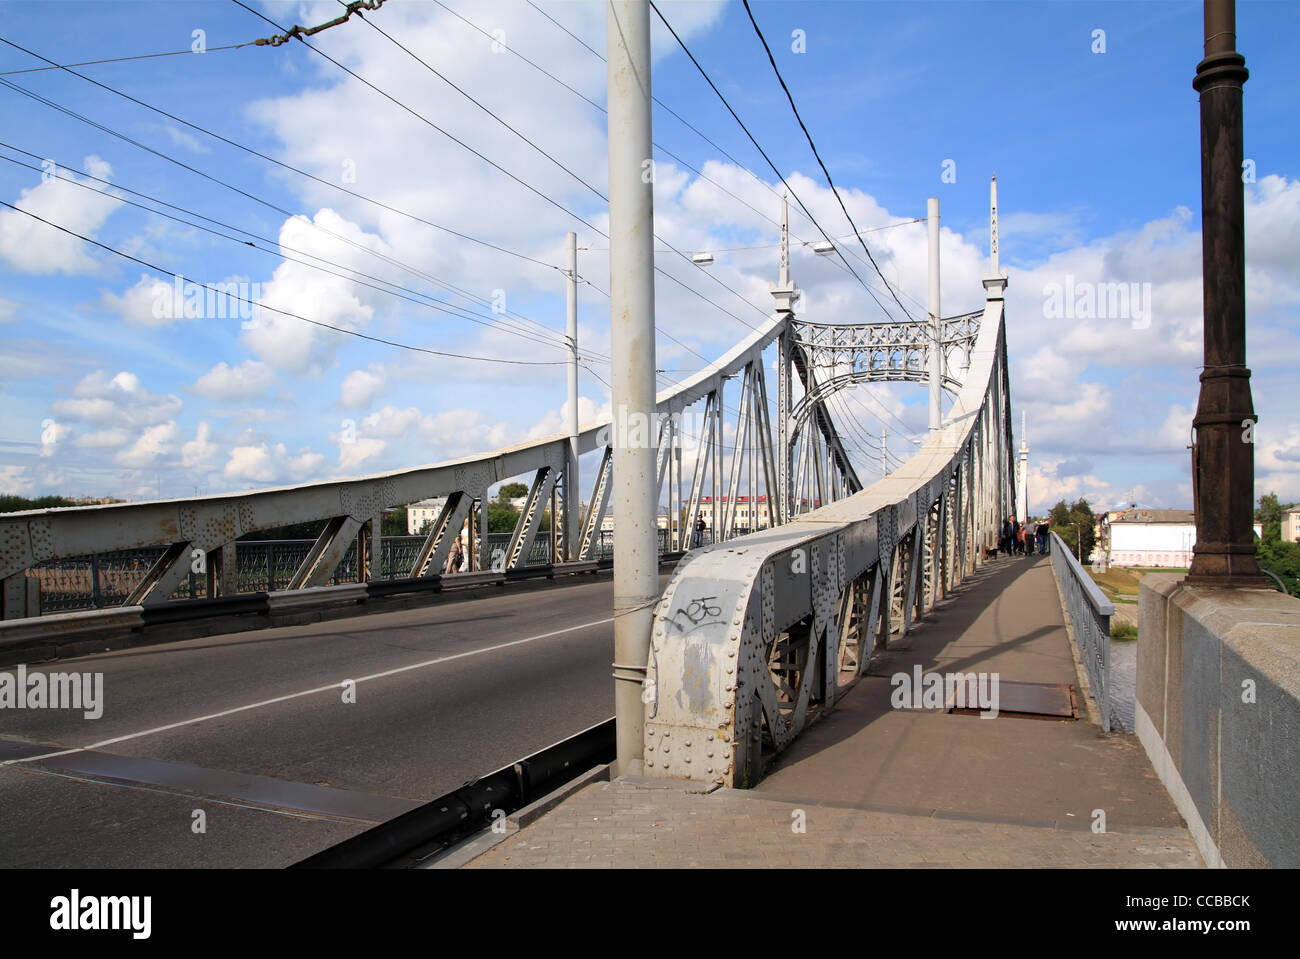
[754,550,1188,831]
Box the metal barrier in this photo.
[1047,530,1116,731]
[27,535,566,615]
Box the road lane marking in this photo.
[2,615,615,766]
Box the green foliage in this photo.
[487,503,520,533]
[380,508,408,537]
[1049,500,1071,527]
[1257,538,1300,596]
[239,520,329,541]
[1046,497,1095,562]
[497,482,529,502]
[1,495,103,513]
[1110,621,1138,641]
[1254,492,1292,544]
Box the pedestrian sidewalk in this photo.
[462,555,1202,868]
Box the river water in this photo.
[1108,638,1137,732]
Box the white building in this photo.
[406,497,447,536]
[1103,509,1262,567]
[1284,505,1300,544]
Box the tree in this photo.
[381,508,408,537]
[1257,538,1300,595]
[1047,500,1069,527]
[1069,498,1097,562]
[487,503,520,533]
[1045,498,1095,562]
[1255,492,1292,543]
[497,482,529,503]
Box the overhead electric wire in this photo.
[740,0,913,321]
[0,150,590,358]
[0,42,256,75]
[0,78,591,356]
[228,0,608,238]
[231,4,772,336]
[0,200,568,366]
[0,37,562,272]
[646,2,893,322]
[342,0,608,206]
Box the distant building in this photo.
[1101,508,1262,568]
[406,497,447,535]
[1284,505,1300,544]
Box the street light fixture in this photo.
[810,240,835,255]
[690,252,714,266]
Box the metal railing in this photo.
[29,535,565,615]
[1047,530,1117,731]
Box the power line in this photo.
[340,0,767,334]
[342,0,608,206]
[0,42,256,75]
[739,0,913,322]
[0,199,569,366]
[0,37,562,272]
[0,149,586,358]
[646,1,894,321]
[235,3,770,335]
[0,78,595,353]
[229,0,607,238]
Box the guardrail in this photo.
[1047,530,1116,731]
[21,529,695,617]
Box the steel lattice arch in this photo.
[642,278,1014,786]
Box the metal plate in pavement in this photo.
[947,680,1077,720]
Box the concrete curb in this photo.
[418,763,611,869]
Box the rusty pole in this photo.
[1184,0,1268,588]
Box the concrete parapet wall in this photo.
[1137,574,1300,868]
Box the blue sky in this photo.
[1,0,1297,514]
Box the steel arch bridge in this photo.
[0,251,1014,787]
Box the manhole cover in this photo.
[947,680,1077,720]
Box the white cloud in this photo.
[0,155,121,275]
[193,361,275,401]
[51,371,182,429]
[115,422,178,469]
[223,442,327,485]
[339,363,386,408]
[181,421,218,469]
[71,428,130,450]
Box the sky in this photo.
[0,0,1296,516]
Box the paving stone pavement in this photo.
[465,779,1202,868]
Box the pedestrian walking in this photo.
[1036,520,1050,554]
[444,535,464,575]
[694,514,707,548]
[1024,519,1037,555]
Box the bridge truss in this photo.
[643,277,1014,786]
[0,254,1014,793]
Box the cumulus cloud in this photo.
[339,363,386,408]
[115,422,178,469]
[193,361,275,401]
[0,155,121,275]
[51,371,182,429]
[223,442,326,485]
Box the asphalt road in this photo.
[0,572,657,868]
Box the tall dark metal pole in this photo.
[1184,0,1268,588]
